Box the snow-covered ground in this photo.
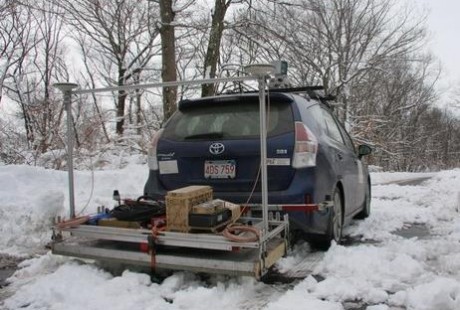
[1,164,459,310]
[370,171,437,185]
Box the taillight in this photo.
[292,122,317,168]
[148,129,164,170]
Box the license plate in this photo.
[204,160,236,179]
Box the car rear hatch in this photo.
[156,93,296,194]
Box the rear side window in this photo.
[321,108,344,144]
[337,124,355,151]
[162,101,294,141]
[302,104,323,136]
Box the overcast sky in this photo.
[416,0,460,96]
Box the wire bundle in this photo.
[110,200,165,222]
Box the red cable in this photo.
[149,224,165,270]
[222,224,260,242]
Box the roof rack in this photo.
[267,86,336,101]
[240,85,336,105]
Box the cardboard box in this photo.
[215,199,241,222]
[225,201,241,222]
[166,185,213,232]
[192,200,225,214]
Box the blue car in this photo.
[144,90,372,247]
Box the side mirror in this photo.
[358,144,372,159]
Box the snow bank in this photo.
[0,164,148,256]
[371,171,435,185]
[0,166,66,255]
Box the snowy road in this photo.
[0,165,459,310]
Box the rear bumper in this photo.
[144,168,317,203]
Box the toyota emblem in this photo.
[209,142,225,155]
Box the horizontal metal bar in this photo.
[60,224,262,250]
[158,253,256,276]
[58,215,288,251]
[52,241,262,277]
[64,225,150,236]
[157,231,260,250]
[52,236,286,278]
[63,225,150,243]
[53,242,152,266]
[242,204,304,209]
[243,203,334,212]
[72,76,256,95]
[156,238,232,251]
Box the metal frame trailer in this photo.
[51,65,290,279]
[52,216,289,279]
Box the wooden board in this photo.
[98,218,141,229]
[166,185,212,198]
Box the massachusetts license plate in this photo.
[204,160,236,179]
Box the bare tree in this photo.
[351,54,440,170]
[158,0,178,120]
[227,0,458,171]
[5,0,69,154]
[235,0,427,121]
[58,0,160,135]
[0,1,36,105]
[201,0,233,97]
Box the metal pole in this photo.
[244,64,274,238]
[53,83,79,219]
[258,76,269,235]
[73,76,255,95]
[64,91,76,218]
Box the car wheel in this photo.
[312,188,343,250]
[355,182,371,219]
[330,188,343,243]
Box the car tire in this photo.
[355,182,371,219]
[312,188,343,250]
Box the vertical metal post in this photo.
[244,64,274,238]
[258,76,269,234]
[64,91,76,219]
[53,83,79,219]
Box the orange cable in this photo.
[56,215,90,229]
[222,223,260,243]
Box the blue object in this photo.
[87,213,112,225]
[143,91,371,246]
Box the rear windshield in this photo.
[162,101,294,141]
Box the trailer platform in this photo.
[51,217,289,279]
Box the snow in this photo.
[1,165,460,309]
[370,171,436,185]
[0,164,148,256]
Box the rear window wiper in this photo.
[184,132,224,140]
